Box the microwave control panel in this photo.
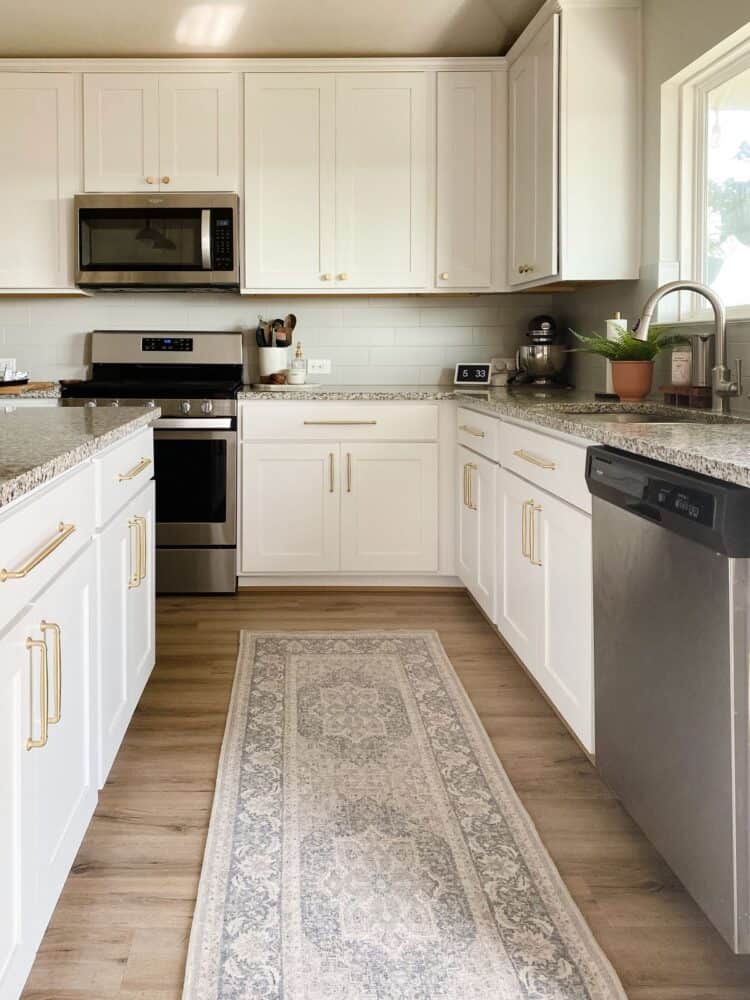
[212,210,234,271]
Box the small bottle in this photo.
[288,342,306,385]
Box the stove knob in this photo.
[180,400,192,414]
[111,399,119,407]
[86,399,97,408]
[200,399,213,414]
[146,400,155,409]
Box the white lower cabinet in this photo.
[241,442,340,572]
[0,543,97,1000]
[340,443,437,572]
[457,445,496,619]
[96,481,155,786]
[496,465,594,752]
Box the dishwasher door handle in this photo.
[627,501,662,523]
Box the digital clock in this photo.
[454,363,491,386]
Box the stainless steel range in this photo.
[61,330,243,594]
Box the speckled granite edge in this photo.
[0,385,61,399]
[0,409,160,510]
[457,394,750,488]
[238,386,457,401]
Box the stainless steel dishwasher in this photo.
[586,445,750,953]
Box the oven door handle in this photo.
[154,417,233,429]
[200,209,211,270]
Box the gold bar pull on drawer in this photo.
[40,621,62,725]
[459,424,485,438]
[26,638,49,751]
[304,420,377,426]
[513,448,556,471]
[118,457,152,482]
[0,522,76,583]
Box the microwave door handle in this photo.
[201,209,211,270]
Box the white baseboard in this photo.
[237,574,463,588]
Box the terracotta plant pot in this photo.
[611,361,654,402]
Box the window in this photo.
[660,23,750,320]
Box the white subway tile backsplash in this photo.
[6,291,564,385]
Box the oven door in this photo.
[153,429,236,546]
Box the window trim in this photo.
[660,23,750,322]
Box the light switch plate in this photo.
[308,359,332,374]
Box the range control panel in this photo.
[142,337,194,352]
[646,480,715,526]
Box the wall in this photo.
[0,291,561,387]
[565,0,750,403]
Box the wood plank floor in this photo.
[21,589,750,999]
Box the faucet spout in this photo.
[634,280,737,414]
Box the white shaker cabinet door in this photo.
[536,489,594,752]
[244,74,335,289]
[0,73,78,289]
[241,443,340,573]
[159,73,239,191]
[496,468,542,670]
[84,73,159,192]
[334,73,429,289]
[126,481,156,709]
[25,543,97,941]
[0,611,36,1000]
[340,443,438,573]
[508,13,559,286]
[436,72,493,289]
[456,446,495,619]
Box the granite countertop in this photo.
[238,385,457,401]
[0,384,62,399]
[0,407,161,510]
[456,389,750,487]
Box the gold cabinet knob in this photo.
[145,176,155,184]
[321,273,333,281]
[161,176,170,184]
[338,272,348,281]
[440,272,449,280]
[518,266,524,274]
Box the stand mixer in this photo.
[513,315,568,387]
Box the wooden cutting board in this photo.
[0,381,57,396]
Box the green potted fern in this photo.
[569,325,687,402]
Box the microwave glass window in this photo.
[79,208,203,271]
[155,438,227,523]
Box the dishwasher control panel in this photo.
[647,481,715,526]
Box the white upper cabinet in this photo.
[507,1,640,287]
[0,73,78,289]
[508,14,559,287]
[334,73,429,289]
[84,73,239,192]
[84,74,159,192]
[244,74,335,289]
[436,72,493,289]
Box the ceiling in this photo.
[0,0,543,58]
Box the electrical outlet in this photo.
[308,359,332,374]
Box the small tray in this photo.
[250,383,321,392]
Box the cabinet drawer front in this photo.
[241,403,439,442]
[95,428,154,528]
[499,422,590,513]
[456,407,497,460]
[0,464,95,631]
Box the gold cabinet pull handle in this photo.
[118,457,152,482]
[459,424,485,439]
[346,452,352,493]
[128,517,141,589]
[304,420,377,426]
[513,448,556,471]
[521,500,530,558]
[40,621,62,725]
[329,452,335,494]
[26,638,49,751]
[463,463,468,508]
[467,463,478,511]
[529,504,543,566]
[136,516,147,582]
[0,522,75,583]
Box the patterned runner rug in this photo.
[183,631,625,999]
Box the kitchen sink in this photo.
[559,410,739,425]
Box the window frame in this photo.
[660,24,750,322]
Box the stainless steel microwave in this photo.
[74,192,239,289]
